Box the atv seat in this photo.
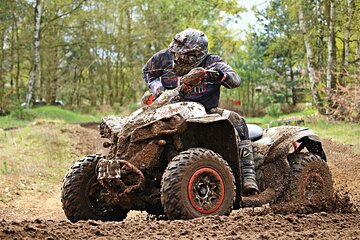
[247,124,263,141]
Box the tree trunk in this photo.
[7,2,21,102]
[0,32,6,106]
[76,70,82,108]
[89,68,96,107]
[246,78,250,114]
[119,60,125,105]
[70,65,78,107]
[343,0,353,79]
[326,0,336,112]
[106,54,113,105]
[9,25,14,89]
[289,59,296,105]
[356,34,360,84]
[115,58,120,103]
[49,47,59,104]
[285,75,289,104]
[25,0,42,107]
[126,7,136,102]
[326,0,336,91]
[298,4,324,113]
[9,2,21,101]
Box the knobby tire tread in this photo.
[286,152,333,202]
[161,148,236,220]
[61,154,128,222]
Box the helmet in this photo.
[169,28,208,76]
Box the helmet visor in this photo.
[173,51,199,66]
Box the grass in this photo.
[308,120,360,151]
[0,121,77,202]
[33,106,99,123]
[0,115,31,129]
[0,106,101,202]
[246,108,317,127]
[0,106,100,129]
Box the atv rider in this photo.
[142,28,259,194]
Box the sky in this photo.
[235,0,269,38]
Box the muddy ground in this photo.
[0,124,360,239]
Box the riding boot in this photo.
[239,140,259,195]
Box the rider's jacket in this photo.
[142,49,241,111]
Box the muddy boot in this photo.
[239,140,259,195]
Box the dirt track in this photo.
[1,211,359,239]
[0,125,359,239]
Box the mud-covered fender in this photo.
[184,115,240,172]
[128,102,207,142]
[258,126,326,162]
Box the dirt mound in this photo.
[1,123,360,239]
[270,191,357,215]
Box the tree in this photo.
[343,0,354,80]
[25,0,87,107]
[25,0,42,108]
[326,0,336,95]
[298,2,325,113]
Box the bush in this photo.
[281,104,303,114]
[10,108,38,121]
[328,85,360,123]
[266,103,282,117]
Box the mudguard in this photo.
[101,102,208,139]
[255,126,326,162]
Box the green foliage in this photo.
[1,0,245,112]
[266,103,282,117]
[10,108,38,121]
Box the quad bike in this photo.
[61,70,333,223]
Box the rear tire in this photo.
[286,153,333,203]
[161,148,235,220]
[61,154,128,222]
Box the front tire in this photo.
[61,154,128,222]
[286,153,333,203]
[161,148,235,220]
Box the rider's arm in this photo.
[142,50,167,95]
[205,56,241,89]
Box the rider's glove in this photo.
[179,84,192,96]
[155,86,165,98]
[207,67,226,83]
[142,91,155,105]
[180,67,206,86]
